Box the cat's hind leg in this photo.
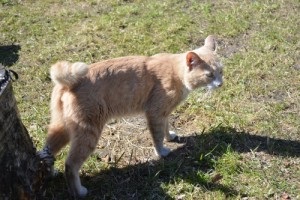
[37,123,70,176]
[65,122,103,198]
[46,123,70,155]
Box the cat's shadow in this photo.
[46,126,300,199]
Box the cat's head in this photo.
[184,35,223,90]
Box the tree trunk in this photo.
[0,69,50,199]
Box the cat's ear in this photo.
[204,35,217,52]
[186,52,204,71]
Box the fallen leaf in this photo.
[102,155,111,163]
[211,173,223,183]
[176,194,186,200]
[281,192,291,200]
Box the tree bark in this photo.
[0,74,50,199]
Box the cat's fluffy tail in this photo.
[50,61,88,88]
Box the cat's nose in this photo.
[216,82,223,87]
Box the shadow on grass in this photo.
[199,126,300,158]
[45,126,300,199]
[0,44,21,67]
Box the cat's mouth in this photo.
[207,80,223,90]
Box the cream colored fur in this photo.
[44,35,223,198]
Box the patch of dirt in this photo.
[217,33,250,58]
[292,61,300,71]
[94,115,194,167]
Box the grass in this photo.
[1,0,299,199]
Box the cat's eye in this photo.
[206,72,214,78]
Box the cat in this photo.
[41,35,223,198]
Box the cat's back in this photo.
[73,56,155,115]
[88,56,149,75]
[85,56,153,90]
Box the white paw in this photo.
[155,147,171,157]
[165,131,177,142]
[78,186,88,198]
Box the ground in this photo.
[0,0,299,199]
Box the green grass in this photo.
[1,0,299,199]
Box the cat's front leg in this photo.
[146,115,171,157]
[165,131,178,142]
[155,146,171,157]
[163,119,178,142]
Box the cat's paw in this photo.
[37,146,55,166]
[155,147,171,157]
[50,166,59,177]
[78,186,88,198]
[165,131,178,142]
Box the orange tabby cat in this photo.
[42,35,223,197]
